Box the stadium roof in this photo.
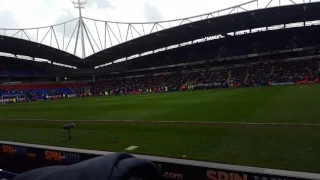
[87,2,320,68]
[1,0,320,69]
[0,35,82,67]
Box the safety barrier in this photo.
[0,141,319,180]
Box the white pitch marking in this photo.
[125,146,139,151]
[0,119,320,126]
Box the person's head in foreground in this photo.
[12,153,162,180]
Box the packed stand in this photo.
[246,62,274,86]
[129,26,320,70]
[89,58,320,94]
[272,59,319,83]
[89,72,183,95]
[229,66,248,84]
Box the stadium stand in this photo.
[5,70,36,76]
[1,29,319,99]
[0,70,7,76]
[0,82,87,102]
[87,25,320,94]
[0,2,319,100]
[87,57,319,95]
[2,2,320,180]
[127,26,320,70]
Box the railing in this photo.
[0,141,319,180]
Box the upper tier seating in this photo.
[4,70,49,76]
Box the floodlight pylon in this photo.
[71,0,87,58]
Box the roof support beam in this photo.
[22,30,30,41]
[238,6,248,11]
[149,23,156,33]
[12,30,21,38]
[117,23,123,43]
[156,23,165,30]
[94,20,103,50]
[125,24,130,41]
[104,22,107,49]
[107,23,121,44]
[52,27,61,50]
[228,8,236,15]
[106,23,113,46]
[83,19,96,53]
[50,27,53,46]
[265,0,273,8]
[36,29,39,42]
[289,0,296,4]
[40,28,51,44]
[83,19,100,51]
[63,24,66,50]
[65,20,80,51]
[142,24,146,35]
[74,19,81,55]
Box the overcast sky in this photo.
[0,0,313,28]
[0,0,316,62]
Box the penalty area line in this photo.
[0,119,320,126]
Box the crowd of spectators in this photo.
[1,26,320,98]
[128,26,320,70]
[271,59,318,83]
[0,59,319,99]
[0,87,84,102]
[88,58,319,95]
[229,66,248,84]
[2,57,317,99]
[246,62,274,86]
[89,72,182,95]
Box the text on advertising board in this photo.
[45,150,81,164]
[207,170,248,180]
[253,176,288,180]
[163,172,184,179]
[1,145,27,156]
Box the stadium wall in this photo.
[268,79,319,86]
[0,83,86,91]
[0,141,319,180]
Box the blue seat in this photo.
[52,88,72,94]
[31,89,49,94]
[36,71,50,76]
[6,70,38,76]
[0,70,7,76]
[0,70,49,76]
[29,88,72,95]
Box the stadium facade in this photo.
[1,1,320,179]
[0,0,319,96]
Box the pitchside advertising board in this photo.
[0,143,316,180]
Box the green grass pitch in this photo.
[0,84,320,173]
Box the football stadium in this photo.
[1,0,320,179]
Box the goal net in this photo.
[1,94,27,104]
